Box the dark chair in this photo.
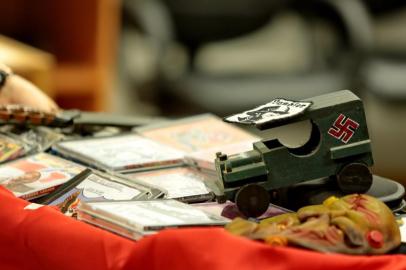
[357,2,406,184]
[124,0,373,116]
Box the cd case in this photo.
[0,152,86,200]
[0,125,64,153]
[0,133,29,164]
[38,169,165,216]
[136,113,258,171]
[77,199,230,240]
[125,166,217,203]
[52,133,185,172]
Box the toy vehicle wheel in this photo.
[337,163,372,194]
[235,184,270,218]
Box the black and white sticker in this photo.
[224,98,312,125]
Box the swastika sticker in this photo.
[328,114,359,143]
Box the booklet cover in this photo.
[0,133,28,164]
[40,169,165,217]
[136,114,259,170]
[0,125,65,153]
[0,152,86,200]
[77,199,230,240]
[126,167,216,203]
[17,126,65,152]
[186,140,258,171]
[52,133,185,172]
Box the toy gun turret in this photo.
[215,90,374,217]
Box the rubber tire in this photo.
[235,184,270,218]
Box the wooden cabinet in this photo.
[0,0,121,111]
[0,35,55,97]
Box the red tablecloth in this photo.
[1,186,406,270]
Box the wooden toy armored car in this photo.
[215,90,374,217]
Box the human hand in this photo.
[0,63,59,113]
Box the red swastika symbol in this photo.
[328,114,359,143]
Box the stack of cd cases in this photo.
[76,199,230,240]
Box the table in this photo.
[1,186,405,270]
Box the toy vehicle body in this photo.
[215,90,374,217]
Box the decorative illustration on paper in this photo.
[0,136,25,163]
[50,173,142,216]
[225,98,312,125]
[0,153,84,198]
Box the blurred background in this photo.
[1,0,406,185]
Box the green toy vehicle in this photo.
[215,90,374,217]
